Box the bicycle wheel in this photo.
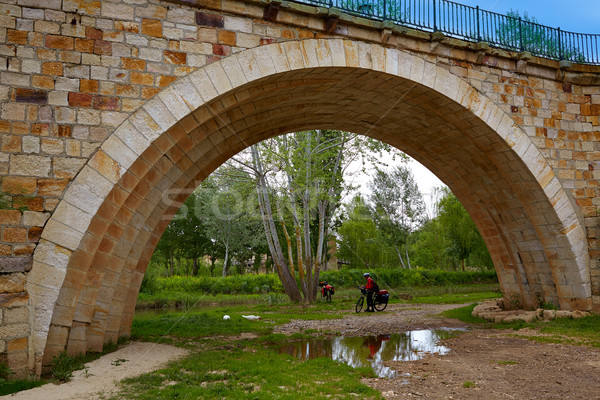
[374,298,387,312]
[355,296,364,313]
[326,291,332,302]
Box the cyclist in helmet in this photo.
[363,273,379,312]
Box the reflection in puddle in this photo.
[276,329,463,378]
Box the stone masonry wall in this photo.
[0,0,598,375]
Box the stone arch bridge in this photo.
[0,0,599,376]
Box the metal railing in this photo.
[292,0,599,64]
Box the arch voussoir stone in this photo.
[27,38,591,373]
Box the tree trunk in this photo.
[192,258,199,276]
[395,245,407,269]
[252,145,302,302]
[209,256,216,276]
[222,242,229,277]
[405,242,411,269]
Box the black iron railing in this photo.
[292,0,599,64]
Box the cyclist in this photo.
[363,272,379,312]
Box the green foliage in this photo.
[409,291,500,304]
[139,270,159,295]
[463,381,476,388]
[441,304,489,324]
[50,352,83,382]
[0,191,11,209]
[140,274,284,296]
[370,165,427,242]
[0,362,12,381]
[337,195,395,268]
[495,10,585,62]
[319,268,498,289]
[497,360,518,365]
[435,188,493,270]
[0,379,46,396]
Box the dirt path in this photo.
[275,303,470,336]
[5,342,188,400]
[277,303,600,400]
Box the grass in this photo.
[111,344,381,400]
[120,299,384,399]
[442,303,600,348]
[408,290,499,304]
[136,284,500,310]
[0,379,47,396]
[131,301,348,342]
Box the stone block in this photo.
[52,201,93,234]
[0,272,25,292]
[45,35,73,50]
[5,307,29,324]
[0,209,21,225]
[39,219,82,251]
[0,323,29,339]
[3,227,27,243]
[101,2,134,20]
[142,18,162,38]
[9,155,51,177]
[1,102,26,120]
[196,12,224,28]
[52,156,86,179]
[7,351,28,376]
[2,176,36,195]
[36,178,69,197]
[164,50,186,65]
[0,292,28,307]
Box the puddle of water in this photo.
[275,329,463,378]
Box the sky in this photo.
[461,0,599,34]
[347,0,600,214]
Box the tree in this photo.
[436,188,492,270]
[495,10,584,62]
[232,130,390,303]
[197,167,266,277]
[337,195,395,268]
[369,165,427,269]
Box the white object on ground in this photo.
[223,315,230,320]
[242,315,261,321]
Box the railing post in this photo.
[476,5,480,41]
[433,0,437,31]
[383,0,386,20]
[558,27,563,60]
[519,16,523,51]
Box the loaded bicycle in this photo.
[355,285,389,313]
[319,281,335,302]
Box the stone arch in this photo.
[27,38,590,372]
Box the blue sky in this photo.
[462,0,599,34]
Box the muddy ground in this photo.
[276,303,600,400]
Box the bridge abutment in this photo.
[0,0,598,376]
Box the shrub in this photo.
[50,352,83,382]
[319,268,497,288]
